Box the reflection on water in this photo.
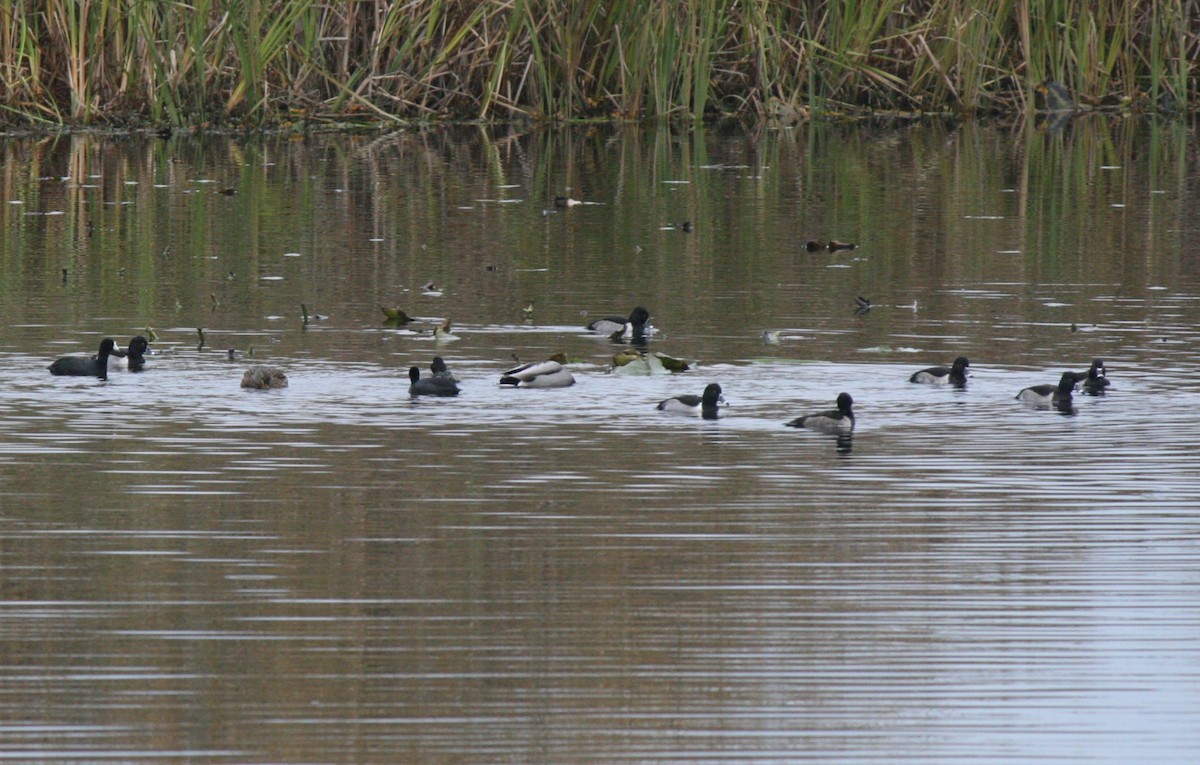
[2,119,1200,763]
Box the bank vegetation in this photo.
[0,0,1195,127]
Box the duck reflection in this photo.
[1055,399,1077,416]
[836,432,854,455]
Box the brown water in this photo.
[2,119,1200,763]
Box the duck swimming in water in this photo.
[657,383,725,420]
[408,366,459,397]
[586,307,650,339]
[910,356,970,386]
[1016,371,1080,406]
[49,338,115,379]
[105,335,150,372]
[500,354,575,388]
[785,392,855,433]
[1077,359,1109,395]
[241,365,289,389]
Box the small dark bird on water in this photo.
[910,356,970,387]
[49,338,116,379]
[408,366,459,397]
[785,392,855,433]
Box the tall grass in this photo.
[0,0,1195,126]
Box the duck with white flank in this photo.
[785,393,855,433]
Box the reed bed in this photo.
[0,0,1195,127]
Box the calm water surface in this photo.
[1,119,1200,762]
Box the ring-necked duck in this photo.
[105,335,149,372]
[49,338,115,379]
[500,355,575,388]
[430,356,460,382]
[1016,372,1080,405]
[241,365,289,389]
[910,356,970,386]
[657,383,724,419]
[1078,359,1109,395]
[409,366,459,397]
[785,392,855,432]
[587,307,650,339]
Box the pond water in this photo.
[2,118,1200,763]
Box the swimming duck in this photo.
[240,365,288,389]
[105,335,149,372]
[587,306,650,338]
[910,356,970,386]
[657,383,724,419]
[433,318,459,344]
[379,305,414,323]
[1077,359,1109,395]
[785,392,855,432]
[806,240,858,252]
[500,354,575,388]
[408,366,459,397]
[430,356,459,382]
[1016,372,1080,406]
[49,338,115,379]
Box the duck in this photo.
[124,335,149,372]
[657,383,724,419]
[433,318,458,344]
[430,356,459,382]
[105,335,149,372]
[1016,372,1080,406]
[586,306,650,339]
[500,354,575,388]
[408,366,459,397]
[805,240,858,252]
[785,392,855,432]
[1035,80,1076,112]
[379,305,414,323]
[910,356,970,386]
[240,365,288,389]
[1078,359,1109,395]
[49,338,115,379]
